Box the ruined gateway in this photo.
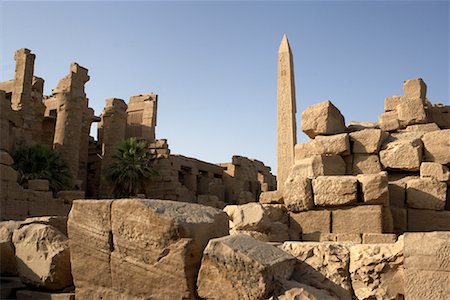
[1,36,450,299]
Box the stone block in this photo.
[279,241,352,299]
[262,204,288,224]
[289,210,331,236]
[379,136,422,171]
[350,238,404,300]
[352,154,382,174]
[388,181,406,207]
[384,95,403,112]
[27,179,49,191]
[349,129,387,154]
[197,234,296,300]
[379,111,400,131]
[391,207,407,234]
[274,280,339,300]
[224,203,270,232]
[294,134,350,160]
[0,164,18,182]
[332,205,383,234]
[292,154,346,177]
[12,223,72,290]
[404,231,450,271]
[15,290,75,300]
[407,209,450,231]
[259,190,284,204]
[422,129,450,164]
[426,105,450,129]
[403,78,426,100]
[312,176,358,207]
[283,173,313,212]
[301,100,346,138]
[397,98,427,126]
[406,122,440,132]
[342,155,353,175]
[0,150,13,166]
[0,220,22,275]
[406,178,447,210]
[357,172,389,205]
[347,121,379,132]
[420,162,450,182]
[362,233,397,244]
[404,269,450,300]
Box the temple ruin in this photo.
[0,36,449,299]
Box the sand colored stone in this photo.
[397,98,427,126]
[332,205,383,234]
[403,78,426,100]
[379,111,400,131]
[420,162,450,182]
[283,168,314,212]
[406,178,447,210]
[312,176,358,207]
[379,135,422,171]
[357,172,389,205]
[407,209,450,231]
[384,95,403,112]
[224,202,271,232]
[276,34,297,190]
[295,133,349,160]
[301,100,346,138]
[422,129,450,164]
[405,122,440,132]
[349,129,387,154]
[259,190,284,204]
[293,155,346,178]
[352,154,382,174]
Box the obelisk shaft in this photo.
[276,35,297,190]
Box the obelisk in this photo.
[277,34,297,190]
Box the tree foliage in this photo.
[12,144,73,192]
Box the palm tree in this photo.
[12,144,73,193]
[104,138,156,198]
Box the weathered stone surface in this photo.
[352,154,382,174]
[259,190,284,204]
[357,172,389,205]
[224,202,270,232]
[380,136,422,171]
[284,172,313,212]
[362,233,397,244]
[379,111,400,131]
[347,121,379,132]
[302,233,362,244]
[0,150,13,166]
[405,122,440,132]
[404,269,450,300]
[407,209,450,231]
[349,129,387,154]
[403,78,426,100]
[391,207,407,234]
[301,100,346,138]
[280,242,352,299]
[0,220,22,275]
[422,129,450,164]
[197,194,226,209]
[397,98,427,126]
[332,205,383,234]
[349,238,404,300]
[293,155,346,177]
[420,162,450,182]
[27,179,49,191]
[197,234,296,300]
[274,280,338,300]
[12,223,72,290]
[110,199,229,299]
[312,176,357,207]
[289,210,331,239]
[277,35,297,190]
[15,290,75,300]
[384,95,403,112]
[21,216,68,236]
[406,178,447,210]
[229,228,270,242]
[427,105,450,129]
[295,134,349,160]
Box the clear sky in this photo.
[1,1,449,174]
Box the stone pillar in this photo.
[53,63,90,185]
[30,76,46,144]
[126,93,157,142]
[11,49,34,111]
[99,98,128,197]
[276,34,297,190]
[78,106,95,191]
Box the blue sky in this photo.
[1,1,449,173]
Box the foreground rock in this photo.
[0,220,22,275]
[197,234,296,300]
[349,237,404,300]
[68,198,229,300]
[12,223,72,290]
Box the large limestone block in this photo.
[295,133,349,160]
[67,200,113,292]
[283,172,313,212]
[349,129,387,154]
[352,154,382,174]
[384,95,403,112]
[422,129,450,164]
[110,199,229,299]
[293,155,346,177]
[362,233,397,244]
[420,162,450,182]
[407,209,450,231]
[197,234,296,300]
[347,121,378,132]
[312,176,357,207]
[301,100,346,138]
[21,216,68,236]
[274,280,338,300]
[332,205,383,234]
[379,136,422,171]
[289,210,331,238]
[379,111,400,132]
[259,190,284,204]
[280,242,352,299]
[403,78,426,100]
[0,220,22,275]
[0,150,13,165]
[397,98,427,126]
[349,238,404,300]
[224,202,270,232]
[406,178,447,210]
[406,122,440,132]
[12,223,72,290]
[27,179,49,191]
[404,269,450,300]
[357,172,389,205]
[391,207,407,234]
[404,232,450,271]
[427,105,450,129]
